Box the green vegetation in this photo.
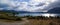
[24,15,60,20]
[0,11,22,21]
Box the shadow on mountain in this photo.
[48,7,60,14]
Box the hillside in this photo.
[48,7,60,14]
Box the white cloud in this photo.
[0,0,59,12]
[22,0,56,12]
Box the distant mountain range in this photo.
[0,10,18,13]
[0,10,47,13]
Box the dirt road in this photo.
[0,18,29,25]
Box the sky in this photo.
[0,0,60,12]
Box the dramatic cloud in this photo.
[0,0,59,12]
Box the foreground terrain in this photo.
[0,11,60,25]
[0,17,60,25]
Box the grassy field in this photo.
[27,18,60,25]
[0,16,60,25]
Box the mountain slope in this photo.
[48,7,60,14]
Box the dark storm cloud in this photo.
[44,0,60,11]
[35,3,45,7]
